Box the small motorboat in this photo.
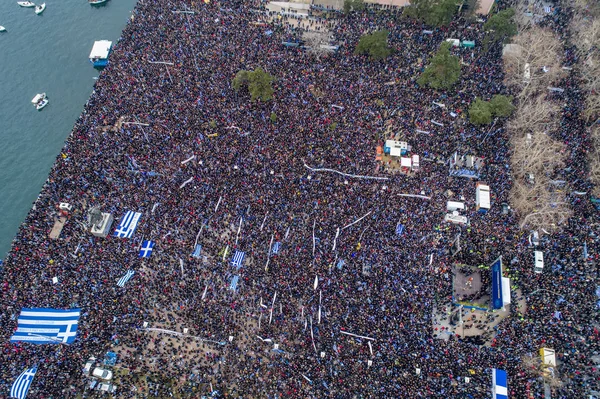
[89,0,109,5]
[32,93,49,110]
[0,26,6,32]
[17,1,35,7]
[34,3,45,14]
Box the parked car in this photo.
[92,367,113,380]
[83,356,96,375]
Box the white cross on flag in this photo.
[10,308,81,345]
[139,240,155,258]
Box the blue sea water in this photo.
[0,0,137,258]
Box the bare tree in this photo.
[302,31,334,59]
[508,95,571,232]
[507,94,561,134]
[571,15,600,121]
[503,27,565,95]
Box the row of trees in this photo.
[497,7,571,232]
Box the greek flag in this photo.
[117,270,135,287]
[272,242,281,255]
[492,368,508,399]
[10,308,81,344]
[396,224,404,236]
[231,250,245,269]
[192,244,202,258]
[337,259,345,270]
[114,211,142,238]
[544,5,551,13]
[229,275,240,291]
[10,366,37,399]
[139,240,155,258]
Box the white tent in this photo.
[400,157,412,168]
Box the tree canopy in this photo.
[232,67,275,102]
[484,8,517,42]
[343,0,365,14]
[469,98,493,125]
[417,42,461,90]
[404,0,459,27]
[469,95,515,125]
[354,30,392,60]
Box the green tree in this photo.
[489,94,515,117]
[469,98,492,125]
[417,42,461,90]
[232,67,275,102]
[355,30,392,61]
[404,0,459,27]
[484,8,517,42]
[344,0,365,14]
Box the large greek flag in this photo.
[114,211,142,238]
[117,270,135,287]
[139,240,155,258]
[10,366,37,399]
[231,250,245,269]
[10,308,81,345]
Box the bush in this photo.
[469,98,492,125]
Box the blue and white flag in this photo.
[229,275,240,291]
[10,308,81,345]
[231,250,245,269]
[114,211,142,238]
[139,240,155,258]
[10,366,37,399]
[191,244,202,258]
[117,270,135,287]
[395,224,405,236]
[272,242,281,255]
[492,368,508,399]
[337,259,345,270]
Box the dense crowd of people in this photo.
[0,0,598,398]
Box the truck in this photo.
[476,182,490,213]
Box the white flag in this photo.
[313,275,318,290]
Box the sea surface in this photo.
[0,0,137,259]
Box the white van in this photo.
[97,382,117,393]
[534,251,544,274]
[92,367,113,381]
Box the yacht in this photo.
[17,1,35,7]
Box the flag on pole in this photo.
[117,270,135,287]
[313,275,318,290]
[231,250,245,269]
[336,259,345,270]
[10,308,81,344]
[395,224,404,236]
[192,244,202,258]
[272,242,282,255]
[229,275,240,291]
[114,211,142,238]
[10,366,37,399]
[138,240,155,258]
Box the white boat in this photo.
[32,93,49,110]
[0,26,6,32]
[17,1,35,7]
[89,0,108,5]
[34,3,45,14]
